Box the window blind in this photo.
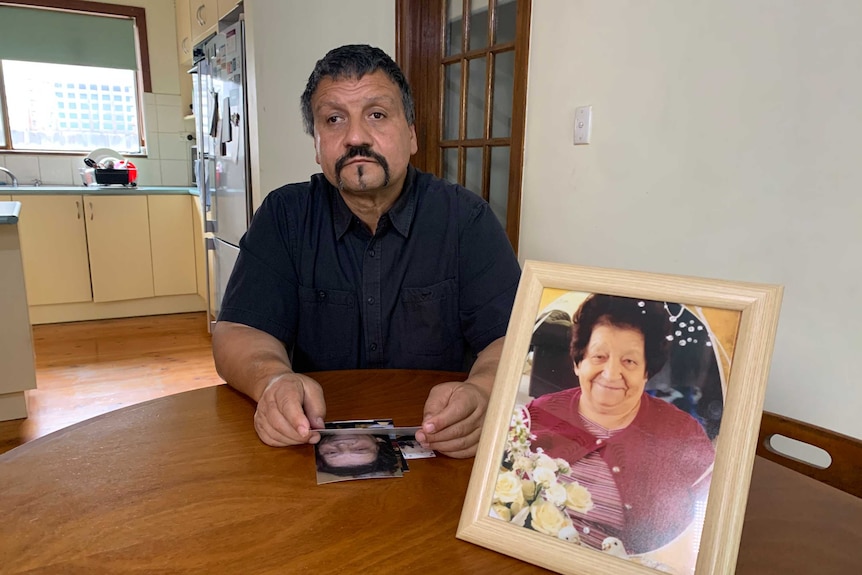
[0,6,137,70]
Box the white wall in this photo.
[520,1,862,439]
[243,0,395,209]
[0,0,194,187]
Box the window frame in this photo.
[0,0,151,153]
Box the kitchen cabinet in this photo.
[85,195,154,303]
[190,0,217,46]
[148,195,197,297]
[176,0,193,66]
[1,195,11,201]
[188,0,240,48]
[0,207,37,421]
[219,0,239,20]
[13,191,204,323]
[12,195,92,306]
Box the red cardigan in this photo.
[527,388,715,554]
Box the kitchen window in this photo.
[0,1,151,154]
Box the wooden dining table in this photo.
[1,369,859,574]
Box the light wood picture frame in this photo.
[458,260,783,575]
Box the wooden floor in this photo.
[0,312,223,455]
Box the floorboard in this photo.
[0,312,223,455]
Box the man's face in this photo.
[310,70,417,197]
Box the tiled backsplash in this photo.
[0,92,194,187]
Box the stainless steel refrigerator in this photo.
[190,14,251,331]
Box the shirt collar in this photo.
[330,165,417,240]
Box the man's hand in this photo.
[414,380,490,458]
[253,372,327,447]
[212,321,328,447]
[414,336,506,458]
[252,372,327,447]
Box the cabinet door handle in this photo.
[75,200,82,219]
[196,5,206,26]
[89,202,94,220]
[182,37,190,55]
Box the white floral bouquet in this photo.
[490,406,594,543]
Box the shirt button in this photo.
[595,439,603,445]
[624,503,633,510]
[366,296,375,305]
[370,343,378,351]
[368,249,375,257]
[582,527,590,534]
[612,466,621,474]
[317,291,326,300]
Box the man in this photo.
[212,44,520,458]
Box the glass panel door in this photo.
[441,0,520,229]
[398,0,529,251]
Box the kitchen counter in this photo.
[0,185,198,196]
[0,201,21,224]
[0,200,37,421]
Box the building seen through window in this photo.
[2,60,141,153]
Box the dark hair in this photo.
[570,294,671,378]
[315,435,401,477]
[300,44,415,136]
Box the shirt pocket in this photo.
[297,285,357,363]
[399,278,459,356]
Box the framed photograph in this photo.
[457,260,783,575]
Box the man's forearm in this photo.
[211,321,295,402]
[465,336,506,395]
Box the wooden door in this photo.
[397,0,531,252]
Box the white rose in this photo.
[513,455,534,473]
[554,458,572,474]
[534,452,558,471]
[530,500,569,536]
[544,482,567,507]
[494,471,524,504]
[532,466,556,488]
[564,481,595,514]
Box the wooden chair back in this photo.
[757,411,862,498]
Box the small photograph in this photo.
[315,419,406,485]
[396,436,437,460]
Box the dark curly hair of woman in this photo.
[569,294,672,379]
[316,435,402,477]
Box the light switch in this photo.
[574,105,592,145]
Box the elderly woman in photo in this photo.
[526,294,715,554]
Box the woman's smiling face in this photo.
[317,435,380,468]
[575,323,648,415]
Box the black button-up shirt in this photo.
[219,166,521,372]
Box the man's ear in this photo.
[313,134,322,165]
[409,124,418,156]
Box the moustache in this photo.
[335,145,390,179]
